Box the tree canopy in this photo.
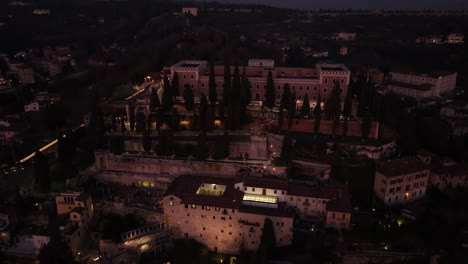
[265,71,275,108]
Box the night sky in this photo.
[206,0,468,10]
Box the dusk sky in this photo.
[207,0,468,10]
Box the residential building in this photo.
[374,156,430,205]
[326,140,397,161]
[430,155,468,189]
[387,71,457,100]
[55,191,94,252]
[447,33,464,44]
[163,174,351,254]
[440,100,468,119]
[167,59,351,106]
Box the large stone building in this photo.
[386,71,457,100]
[167,59,351,108]
[162,174,352,254]
[374,156,430,205]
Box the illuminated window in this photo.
[191,204,196,209]
[169,200,174,206]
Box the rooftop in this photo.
[388,81,433,91]
[376,157,430,178]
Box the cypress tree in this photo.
[33,151,49,193]
[288,92,296,129]
[136,110,146,134]
[361,109,372,140]
[265,71,275,108]
[280,83,291,111]
[199,93,208,131]
[171,72,180,99]
[183,84,194,111]
[301,93,310,118]
[313,94,322,136]
[240,67,251,124]
[343,117,349,137]
[343,90,352,117]
[230,65,241,130]
[223,62,231,106]
[162,75,173,111]
[208,62,217,103]
[142,133,152,153]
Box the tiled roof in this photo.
[244,177,288,190]
[376,157,430,178]
[431,157,468,177]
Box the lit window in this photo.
[191,204,196,209]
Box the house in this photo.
[447,33,464,44]
[54,191,94,252]
[374,156,430,205]
[430,155,468,189]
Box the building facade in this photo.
[163,174,352,254]
[387,71,457,100]
[374,156,430,205]
[167,60,351,108]
[55,191,94,252]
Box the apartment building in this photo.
[163,174,351,254]
[374,156,430,205]
[430,156,468,189]
[55,191,94,252]
[167,59,351,108]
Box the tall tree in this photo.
[256,218,276,264]
[280,134,293,164]
[280,83,291,111]
[288,93,296,129]
[313,94,322,136]
[361,108,372,140]
[301,93,310,118]
[33,151,49,193]
[325,82,342,138]
[222,62,231,106]
[208,62,217,103]
[230,65,241,130]
[150,87,160,111]
[265,71,275,108]
[162,75,173,111]
[171,72,180,99]
[240,66,251,123]
[171,107,180,130]
[343,90,353,117]
[199,93,208,131]
[128,103,135,131]
[147,114,152,134]
[357,80,369,117]
[183,84,194,111]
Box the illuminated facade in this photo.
[163,174,352,254]
[167,59,351,108]
[373,156,430,205]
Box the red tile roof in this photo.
[244,177,288,190]
[431,157,468,177]
[376,157,430,178]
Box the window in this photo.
[213,216,216,219]
[274,190,277,194]
[282,191,285,195]
[324,79,328,83]
[183,75,186,79]
[201,83,204,88]
[299,86,302,90]
[215,207,220,211]
[406,185,411,191]
[307,86,310,90]
[169,200,174,206]
[389,188,394,194]
[191,204,196,209]
[244,187,247,191]
[341,79,344,84]
[324,88,327,93]
[256,85,259,89]
[201,215,206,218]
[332,213,335,219]
[342,214,345,220]
[314,86,317,91]
[184,204,188,208]
[191,75,194,79]
[187,213,190,216]
[252,188,255,192]
[396,187,401,191]
[206,206,210,210]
